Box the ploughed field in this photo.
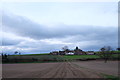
[2,61,118,78]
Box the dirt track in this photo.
[2,61,118,78]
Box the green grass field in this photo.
[63,55,100,60]
[3,52,120,63]
[101,73,120,80]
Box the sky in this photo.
[1,1,118,54]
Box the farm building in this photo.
[50,51,59,55]
[50,47,86,55]
[59,51,66,55]
[86,51,95,55]
[66,52,74,55]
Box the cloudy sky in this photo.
[1,1,118,54]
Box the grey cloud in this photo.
[2,35,23,46]
[1,12,118,54]
[2,40,66,54]
[2,13,46,39]
[2,12,117,41]
[2,38,20,46]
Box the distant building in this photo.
[59,51,66,55]
[50,51,59,55]
[50,46,86,55]
[66,52,74,55]
[86,51,95,55]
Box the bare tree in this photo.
[19,52,21,55]
[62,46,68,51]
[14,51,19,55]
[62,46,70,54]
[98,46,113,63]
[117,48,120,51]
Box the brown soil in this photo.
[72,61,119,76]
[2,61,118,78]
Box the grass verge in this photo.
[101,73,120,80]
